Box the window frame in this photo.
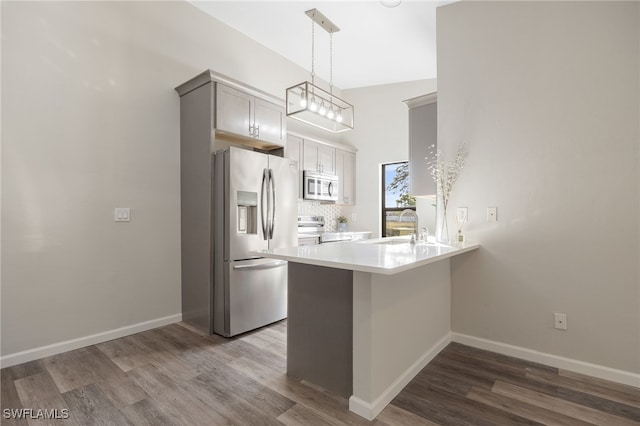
[381,161,416,238]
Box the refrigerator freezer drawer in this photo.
[221,258,288,336]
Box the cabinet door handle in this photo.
[249,124,254,137]
[255,124,260,138]
[260,168,268,240]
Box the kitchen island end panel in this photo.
[287,262,353,398]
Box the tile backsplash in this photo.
[298,200,344,232]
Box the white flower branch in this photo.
[426,143,467,215]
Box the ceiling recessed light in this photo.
[380,0,401,7]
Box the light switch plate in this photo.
[487,207,497,222]
[114,207,131,222]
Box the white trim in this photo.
[286,131,357,153]
[0,313,182,368]
[404,92,437,108]
[451,332,640,389]
[349,332,451,420]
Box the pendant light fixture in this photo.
[286,9,354,133]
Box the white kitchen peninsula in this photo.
[256,238,479,420]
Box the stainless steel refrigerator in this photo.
[213,147,298,337]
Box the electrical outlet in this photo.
[456,207,468,223]
[554,313,567,330]
[487,207,497,222]
[351,213,357,222]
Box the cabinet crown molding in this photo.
[175,69,284,107]
[288,131,357,154]
[404,92,437,109]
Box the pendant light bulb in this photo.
[300,90,307,107]
[319,102,327,116]
[327,108,335,120]
[336,110,343,123]
[309,98,318,112]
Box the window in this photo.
[381,162,416,237]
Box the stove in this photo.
[297,216,324,246]
[297,216,371,245]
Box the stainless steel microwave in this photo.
[303,171,338,202]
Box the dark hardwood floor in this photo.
[1,321,639,425]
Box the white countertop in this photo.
[255,236,479,275]
[321,230,372,243]
[321,231,372,237]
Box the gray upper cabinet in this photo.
[406,93,437,196]
[303,139,335,175]
[285,134,303,169]
[216,83,285,147]
[289,133,356,203]
[216,84,253,139]
[253,97,286,146]
[285,134,304,198]
[336,149,355,205]
[175,70,286,151]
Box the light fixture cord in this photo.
[311,16,315,85]
[329,31,333,96]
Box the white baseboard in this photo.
[452,332,640,389]
[349,332,451,421]
[0,313,182,368]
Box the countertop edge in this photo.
[256,243,480,275]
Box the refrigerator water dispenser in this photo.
[237,191,258,234]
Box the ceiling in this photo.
[189,1,452,90]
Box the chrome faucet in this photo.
[399,209,419,243]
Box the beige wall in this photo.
[342,80,437,237]
[438,1,640,374]
[0,1,324,357]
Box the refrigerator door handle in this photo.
[268,168,276,240]
[232,260,287,270]
[260,168,268,240]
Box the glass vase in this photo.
[437,205,450,244]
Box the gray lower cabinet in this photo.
[406,93,437,196]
